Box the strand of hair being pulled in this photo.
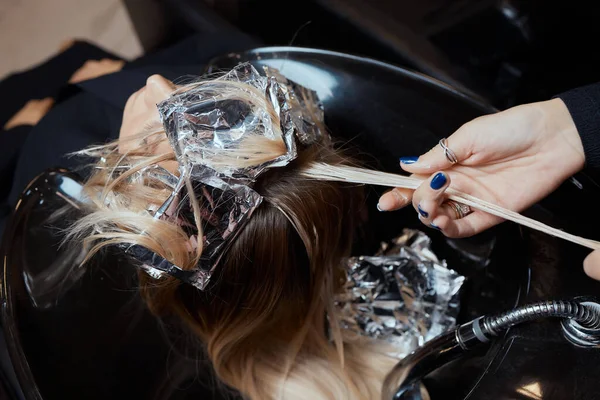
[301,162,600,250]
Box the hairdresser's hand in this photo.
[378,98,585,237]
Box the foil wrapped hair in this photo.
[127,63,327,290]
[335,229,465,357]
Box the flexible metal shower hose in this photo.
[481,300,600,337]
[386,299,600,399]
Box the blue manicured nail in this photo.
[400,156,419,165]
[430,173,447,190]
[417,204,429,218]
[377,203,384,212]
[430,222,442,231]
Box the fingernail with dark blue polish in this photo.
[430,222,442,231]
[417,204,429,218]
[430,172,447,190]
[400,156,419,165]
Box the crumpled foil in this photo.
[127,63,326,290]
[336,229,465,358]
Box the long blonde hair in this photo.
[68,77,397,399]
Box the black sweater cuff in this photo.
[557,82,600,170]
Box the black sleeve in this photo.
[557,82,600,170]
[5,92,121,204]
[0,41,121,127]
[0,125,33,200]
[0,92,121,236]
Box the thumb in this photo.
[400,128,474,174]
[584,250,600,281]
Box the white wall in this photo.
[0,0,143,79]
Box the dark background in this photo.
[126,0,600,109]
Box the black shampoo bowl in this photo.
[2,48,599,400]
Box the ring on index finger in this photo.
[439,138,459,164]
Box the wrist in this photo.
[537,98,585,176]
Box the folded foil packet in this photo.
[336,229,465,358]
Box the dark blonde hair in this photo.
[69,78,397,399]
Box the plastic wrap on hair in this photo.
[336,229,465,358]
[131,63,325,290]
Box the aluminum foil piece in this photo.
[158,63,325,181]
[336,229,465,358]
[129,63,326,290]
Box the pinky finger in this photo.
[377,188,413,211]
[584,251,600,281]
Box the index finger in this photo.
[400,129,475,175]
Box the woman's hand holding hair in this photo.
[377,98,600,278]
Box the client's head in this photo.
[71,66,395,399]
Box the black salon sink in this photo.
[1,47,599,400]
